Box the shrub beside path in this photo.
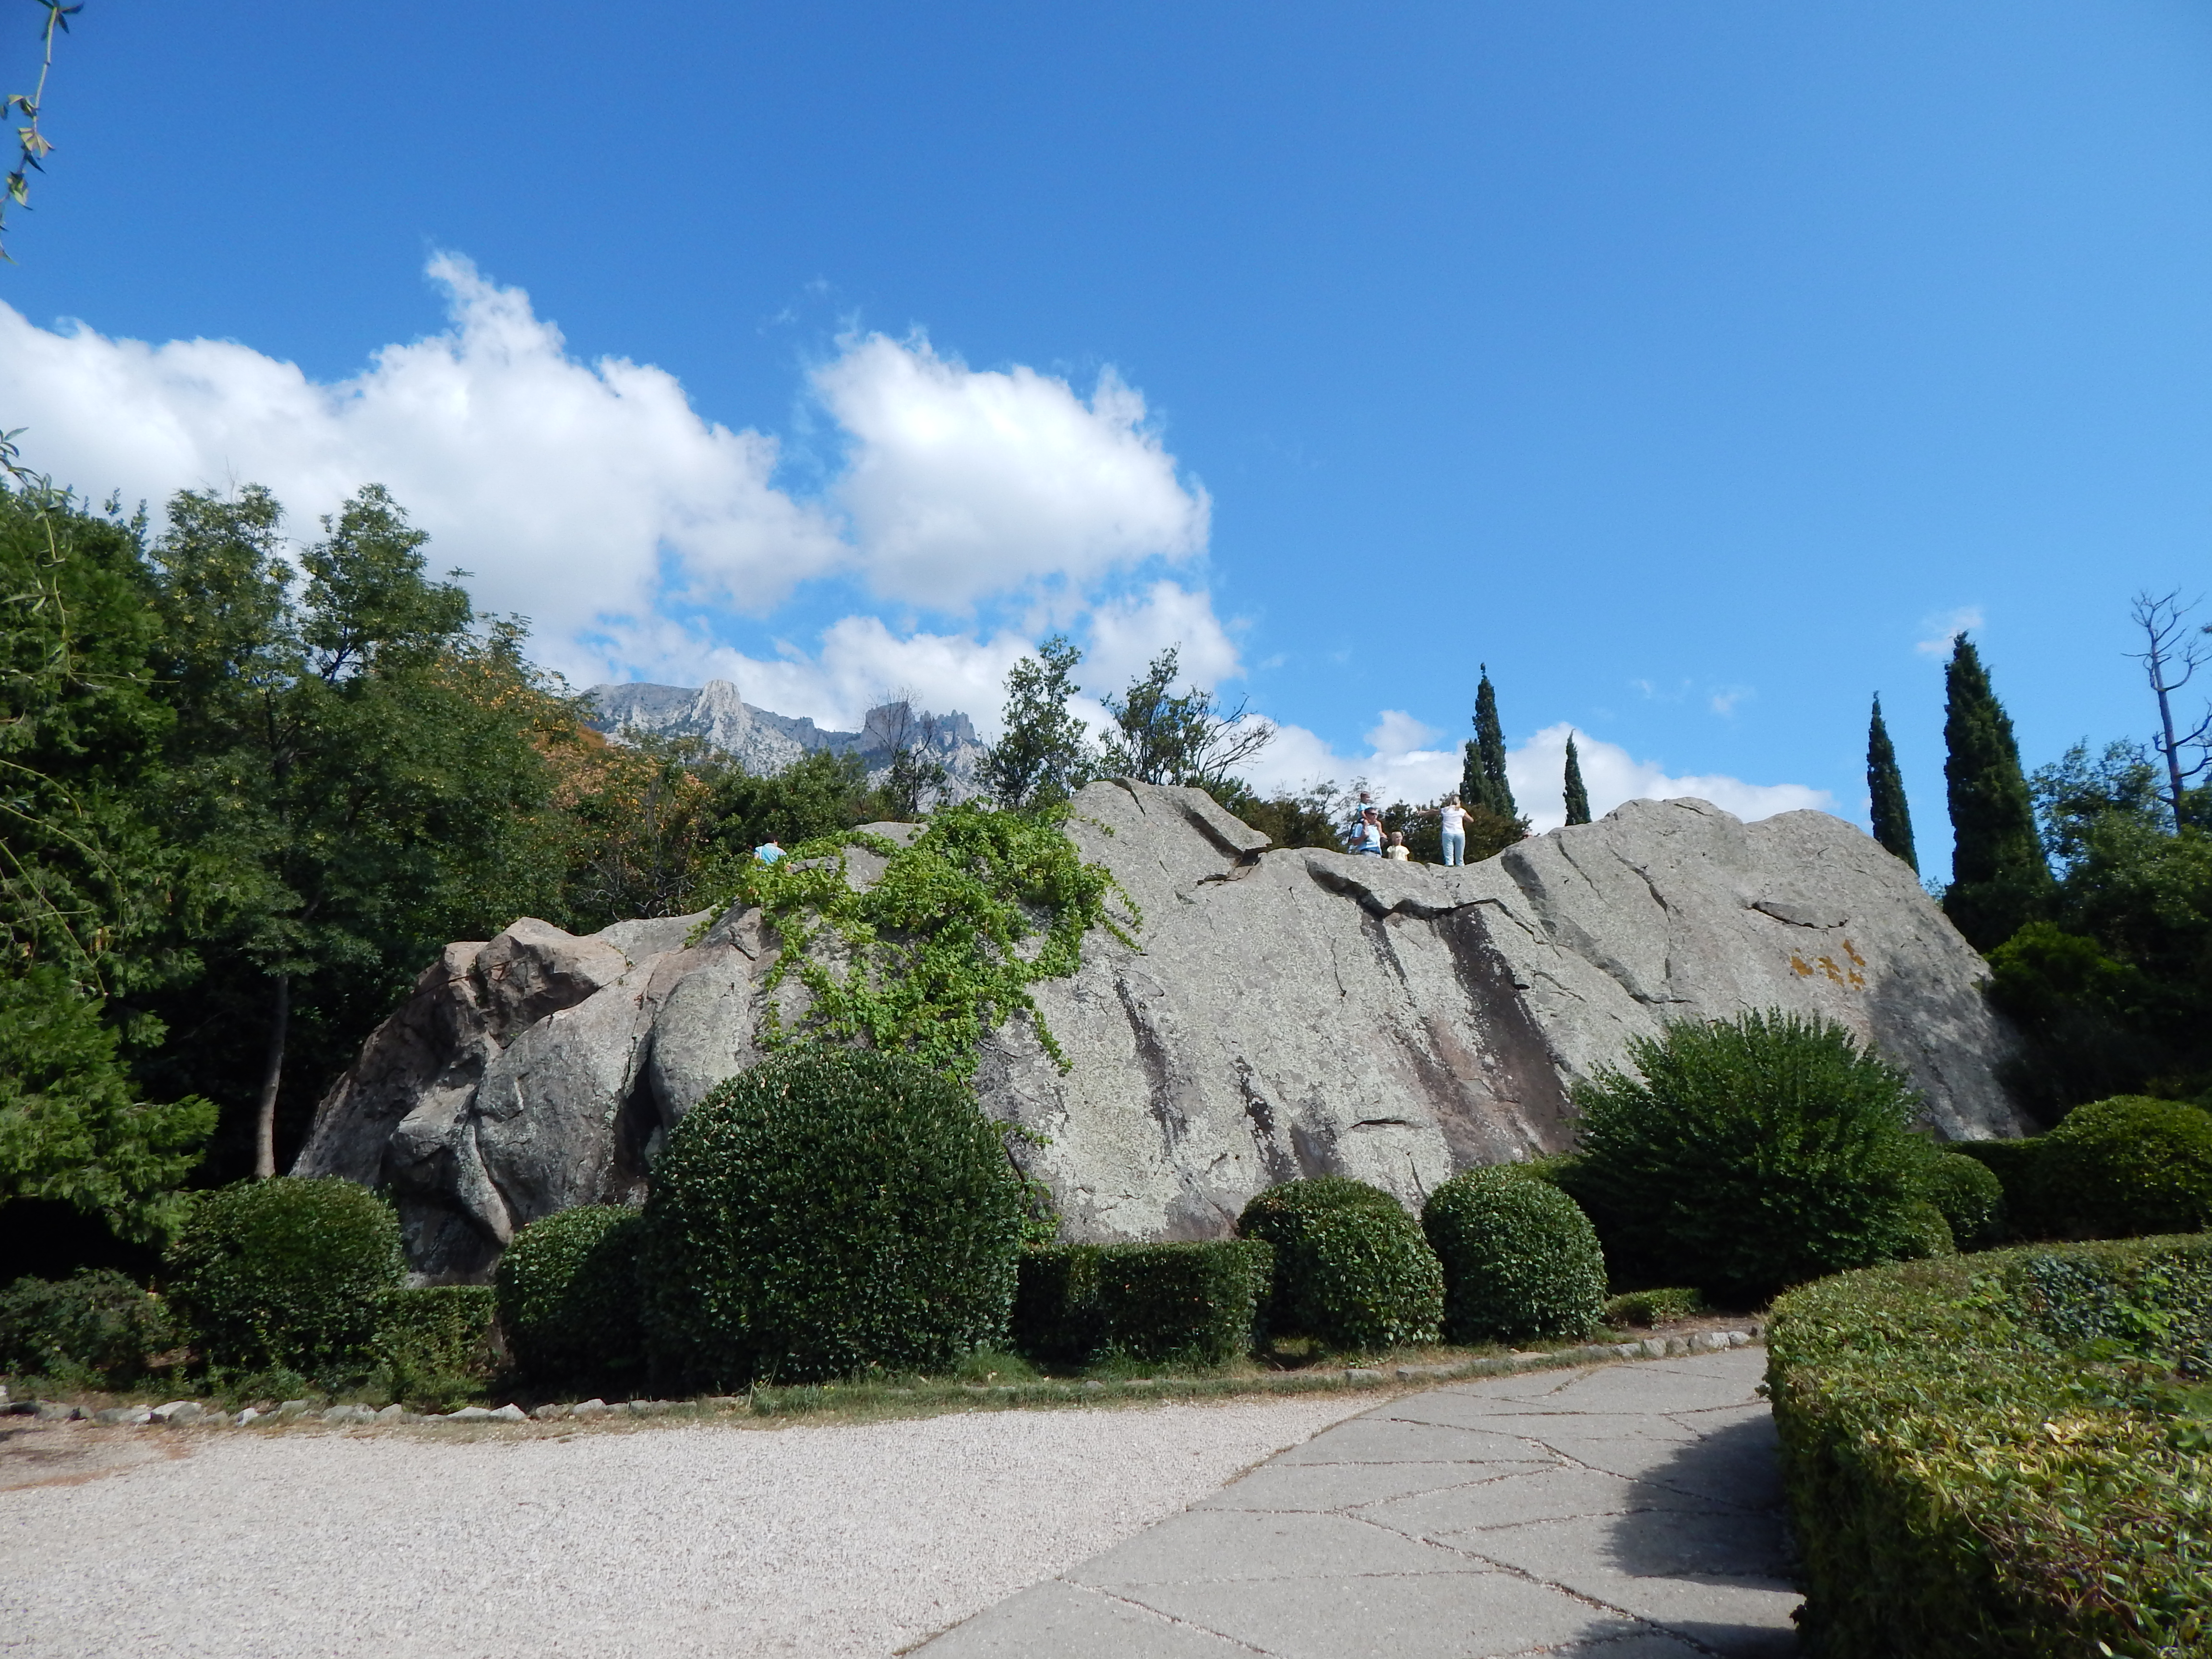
[920,1346,1798,1657]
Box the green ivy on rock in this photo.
[707,799,1138,1077]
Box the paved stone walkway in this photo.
[917,1346,1798,1658]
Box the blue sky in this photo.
[2,3,2208,868]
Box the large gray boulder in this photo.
[293,785,2027,1278]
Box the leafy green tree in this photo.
[1987,740,2212,1120]
[979,635,1095,809]
[1203,780,1344,850]
[0,482,214,1241]
[1563,733,1591,827]
[0,963,214,1242]
[1866,695,1917,872]
[1099,646,1272,788]
[1942,636,2050,950]
[144,485,566,1179]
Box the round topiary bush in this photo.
[2034,1095,2212,1239]
[1422,1166,1607,1343]
[164,1177,405,1376]
[495,1205,648,1391]
[1566,1010,1927,1303]
[639,1046,1027,1388]
[1914,1149,2006,1250]
[1235,1177,1443,1353]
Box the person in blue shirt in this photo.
[1349,807,1384,856]
[755,839,785,864]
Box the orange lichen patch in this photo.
[1842,938,1867,967]
[1791,954,1814,976]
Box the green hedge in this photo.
[0,1269,178,1385]
[1012,1240,1272,1369]
[640,1046,1026,1388]
[1421,1166,1607,1343]
[495,1204,648,1392]
[165,1177,406,1377]
[371,1285,498,1407]
[1954,1097,2212,1244]
[1236,1178,1442,1353]
[1767,1236,2212,1657]
[1602,1286,1704,1328]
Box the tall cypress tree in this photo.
[1865,695,1916,872]
[1470,666,1516,818]
[1562,733,1591,826]
[1942,636,2049,950]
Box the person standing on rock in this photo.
[1384,831,1411,862]
[1349,806,1384,856]
[1436,795,1470,866]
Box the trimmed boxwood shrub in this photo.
[1012,1240,1273,1369]
[640,1046,1027,1387]
[1768,1236,2212,1657]
[165,1177,405,1376]
[0,1269,178,1385]
[2036,1094,2212,1240]
[1911,1148,2005,1250]
[495,1205,648,1391]
[372,1285,498,1407]
[1236,1178,1442,1353]
[1564,1010,1928,1302]
[1953,1099,2212,1244]
[1422,1166,1606,1343]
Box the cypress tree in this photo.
[1941,636,2050,950]
[1562,733,1591,826]
[1865,696,1916,872]
[1470,666,1517,819]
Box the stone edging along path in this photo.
[2,1325,1764,1431]
[916,1344,1797,1659]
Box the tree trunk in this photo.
[252,972,290,1179]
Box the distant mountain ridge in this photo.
[585,680,986,799]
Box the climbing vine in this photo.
[703,799,1139,1078]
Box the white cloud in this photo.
[1082,580,1242,697]
[0,255,844,661]
[815,334,1209,610]
[1235,713,1832,833]
[1507,723,1833,831]
[1916,606,1984,656]
[0,254,1214,691]
[1365,710,1440,753]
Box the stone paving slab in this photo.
[917,1346,1800,1658]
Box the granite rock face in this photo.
[294,785,2028,1278]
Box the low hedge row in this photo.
[1767,1234,2212,1657]
[1013,1241,1273,1368]
[1956,1095,2212,1243]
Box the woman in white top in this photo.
[1436,796,1470,866]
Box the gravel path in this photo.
[0,1396,1370,1658]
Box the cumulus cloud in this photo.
[815,335,1209,610]
[1506,723,1833,831]
[0,255,844,657]
[1236,713,1832,832]
[1916,606,1984,656]
[0,254,1214,689]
